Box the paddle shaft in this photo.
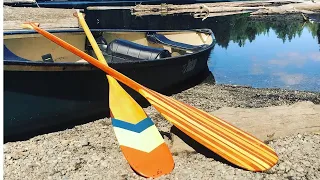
[76,11,109,66]
[76,10,116,97]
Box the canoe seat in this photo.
[86,35,108,56]
[106,39,171,61]
[146,32,206,51]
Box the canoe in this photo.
[4,28,215,140]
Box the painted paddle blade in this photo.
[108,77,174,177]
[25,23,278,171]
[75,12,174,178]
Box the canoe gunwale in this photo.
[3,28,214,36]
[3,45,211,71]
[4,28,215,71]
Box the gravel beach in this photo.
[3,6,320,180]
[4,80,320,180]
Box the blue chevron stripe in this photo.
[112,117,154,133]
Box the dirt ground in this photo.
[3,6,320,180]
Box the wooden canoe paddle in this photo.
[22,20,174,178]
[23,22,278,172]
[75,11,174,178]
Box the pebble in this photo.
[101,160,109,168]
[285,166,291,173]
[287,170,296,177]
[91,155,102,161]
[11,152,23,160]
[61,140,70,146]
[297,134,302,138]
[278,147,286,154]
[49,160,58,166]
[79,139,89,147]
[3,145,9,153]
[296,167,304,173]
[225,175,235,180]
[93,133,100,138]
[278,164,286,171]
[302,161,311,167]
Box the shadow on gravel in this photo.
[170,125,244,170]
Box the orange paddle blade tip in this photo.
[121,143,174,178]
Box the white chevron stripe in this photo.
[113,125,165,153]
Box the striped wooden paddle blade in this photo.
[108,76,174,178]
[139,88,278,171]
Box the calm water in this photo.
[208,18,320,92]
[85,10,320,92]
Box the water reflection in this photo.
[210,15,319,48]
[85,10,320,92]
[211,24,320,92]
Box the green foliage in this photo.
[305,22,319,38]
[211,15,319,48]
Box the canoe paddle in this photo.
[77,11,174,177]
[75,11,174,178]
[23,22,279,172]
[22,21,174,178]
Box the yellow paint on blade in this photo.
[108,77,147,122]
[113,125,165,153]
[77,10,146,123]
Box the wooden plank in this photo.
[131,1,320,17]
